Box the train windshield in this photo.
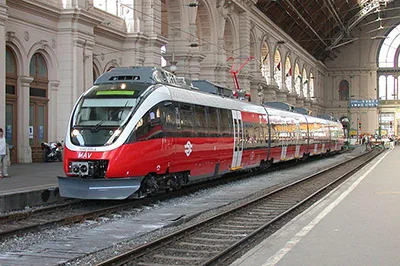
[73,98,137,127]
[70,83,148,146]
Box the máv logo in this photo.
[78,152,93,159]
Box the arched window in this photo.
[339,80,349,101]
[6,47,18,163]
[29,53,49,162]
[294,63,301,95]
[261,42,270,84]
[274,50,282,89]
[377,25,400,100]
[285,57,292,92]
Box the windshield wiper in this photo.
[90,102,129,132]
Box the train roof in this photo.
[94,67,181,87]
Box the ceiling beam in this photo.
[324,0,347,33]
[283,0,328,47]
[327,1,384,51]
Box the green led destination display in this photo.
[96,90,135,96]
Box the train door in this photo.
[231,110,243,170]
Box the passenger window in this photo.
[130,106,162,142]
[161,102,176,134]
[194,105,207,137]
[179,103,194,137]
[207,107,220,137]
[220,109,232,137]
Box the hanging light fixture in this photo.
[170,52,177,73]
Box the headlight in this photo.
[72,129,80,137]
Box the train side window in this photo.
[179,103,194,137]
[220,109,232,137]
[194,105,207,137]
[207,107,220,137]
[128,105,162,142]
[161,101,176,134]
[270,123,277,147]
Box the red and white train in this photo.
[58,67,345,200]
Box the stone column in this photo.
[286,93,297,106]
[18,76,33,163]
[63,0,87,8]
[269,45,277,86]
[299,79,304,98]
[83,40,94,89]
[48,80,60,142]
[264,85,278,102]
[142,0,167,66]
[0,0,7,130]
[133,0,143,33]
[250,79,265,105]
[304,80,310,100]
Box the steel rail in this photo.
[96,149,382,266]
[204,150,382,265]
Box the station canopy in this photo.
[256,0,399,62]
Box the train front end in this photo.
[58,79,151,200]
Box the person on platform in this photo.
[389,135,395,150]
[0,128,9,178]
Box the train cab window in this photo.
[207,107,220,137]
[179,103,194,137]
[194,105,207,137]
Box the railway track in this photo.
[0,150,348,241]
[96,149,382,266]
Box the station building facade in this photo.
[0,0,393,163]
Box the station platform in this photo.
[0,162,64,212]
[231,147,399,266]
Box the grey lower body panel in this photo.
[57,176,143,200]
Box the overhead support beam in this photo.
[326,0,394,51]
[283,0,328,47]
[324,0,346,33]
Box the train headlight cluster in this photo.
[69,162,89,176]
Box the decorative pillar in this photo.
[49,81,60,142]
[18,76,33,163]
[269,44,278,86]
[133,0,143,33]
[0,0,7,130]
[122,34,148,67]
[73,38,85,100]
[83,40,95,90]
[142,0,168,66]
[276,50,288,102]
[215,0,234,87]
[286,66,297,105]
[63,0,87,8]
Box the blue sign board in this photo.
[350,99,379,108]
